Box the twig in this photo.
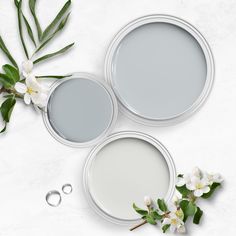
[129,220,147,231]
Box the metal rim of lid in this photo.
[105,14,215,126]
[83,131,176,225]
[42,72,118,148]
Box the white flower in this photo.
[186,177,210,197]
[176,174,190,187]
[22,60,33,78]
[144,196,152,207]
[15,75,48,108]
[204,172,223,185]
[176,167,202,187]
[162,213,185,233]
[168,204,184,221]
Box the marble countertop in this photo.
[0,0,235,235]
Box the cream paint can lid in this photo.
[83,131,176,225]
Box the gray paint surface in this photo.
[112,22,207,119]
[47,78,113,143]
[88,138,170,220]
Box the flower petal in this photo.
[15,82,27,94]
[24,93,31,105]
[170,224,176,233]
[31,92,48,108]
[176,178,185,187]
[194,189,203,197]
[162,218,171,225]
[186,183,195,191]
[202,186,210,193]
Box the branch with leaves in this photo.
[0,0,75,133]
[130,167,223,234]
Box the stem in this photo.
[0,87,23,99]
[130,220,147,231]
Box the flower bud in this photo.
[22,60,33,74]
[144,196,152,207]
[172,195,179,205]
[192,167,201,178]
[177,225,186,234]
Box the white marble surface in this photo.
[0,0,235,235]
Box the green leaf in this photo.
[41,0,71,41]
[178,174,184,178]
[35,13,70,53]
[0,73,15,89]
[132,203,148,216]
[29,0,42,40]
[0,36,18,69]
[0,97,16,123]
[162,224,170,233]
[146,215,156,225]
[22,14,37,47]
[16,0,29,59]
[150,210,162,220]
[2,64,20,83]
[14,0,19,7]
[193,207,203,224]
[157,199,168,212]
[36,74,72,79]
[176,185,191,198]
[33,43,74,64]
[179,200,197,222]
[202,183,221,199]
[0,124,7,133]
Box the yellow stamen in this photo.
[171,218,177,225]
[196,183,203,189]
[27,87,37,95]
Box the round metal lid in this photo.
[105,15,214,126]
[83,131,176,224]
[42,73,118,148]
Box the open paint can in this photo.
[105,15,214,125]
[83,131,176,224]
[42,73,118,147]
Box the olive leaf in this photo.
[35,13,70,53]
[33,43,74,64]
[176,185,191,198]
[162,224,170,233]
[202,183,221,199]
[29,0,42,40]
[41,0,71,41]
[36,74,72,79]
[132,203,148,216]
[2,64,20,83]
[193,206,203,224]
[146,215,156,225]
[16,0,29,59]
[22,14,37,47]
[0,73,15,89]
[0,36,18,69]
[0,96,16,134]
[150,210,162,220]
[157,199,168,212]
[179,200,197,222]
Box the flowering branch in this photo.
[0,0,75,133]
[130,167,223,234]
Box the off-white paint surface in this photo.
[88,138,170,221]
